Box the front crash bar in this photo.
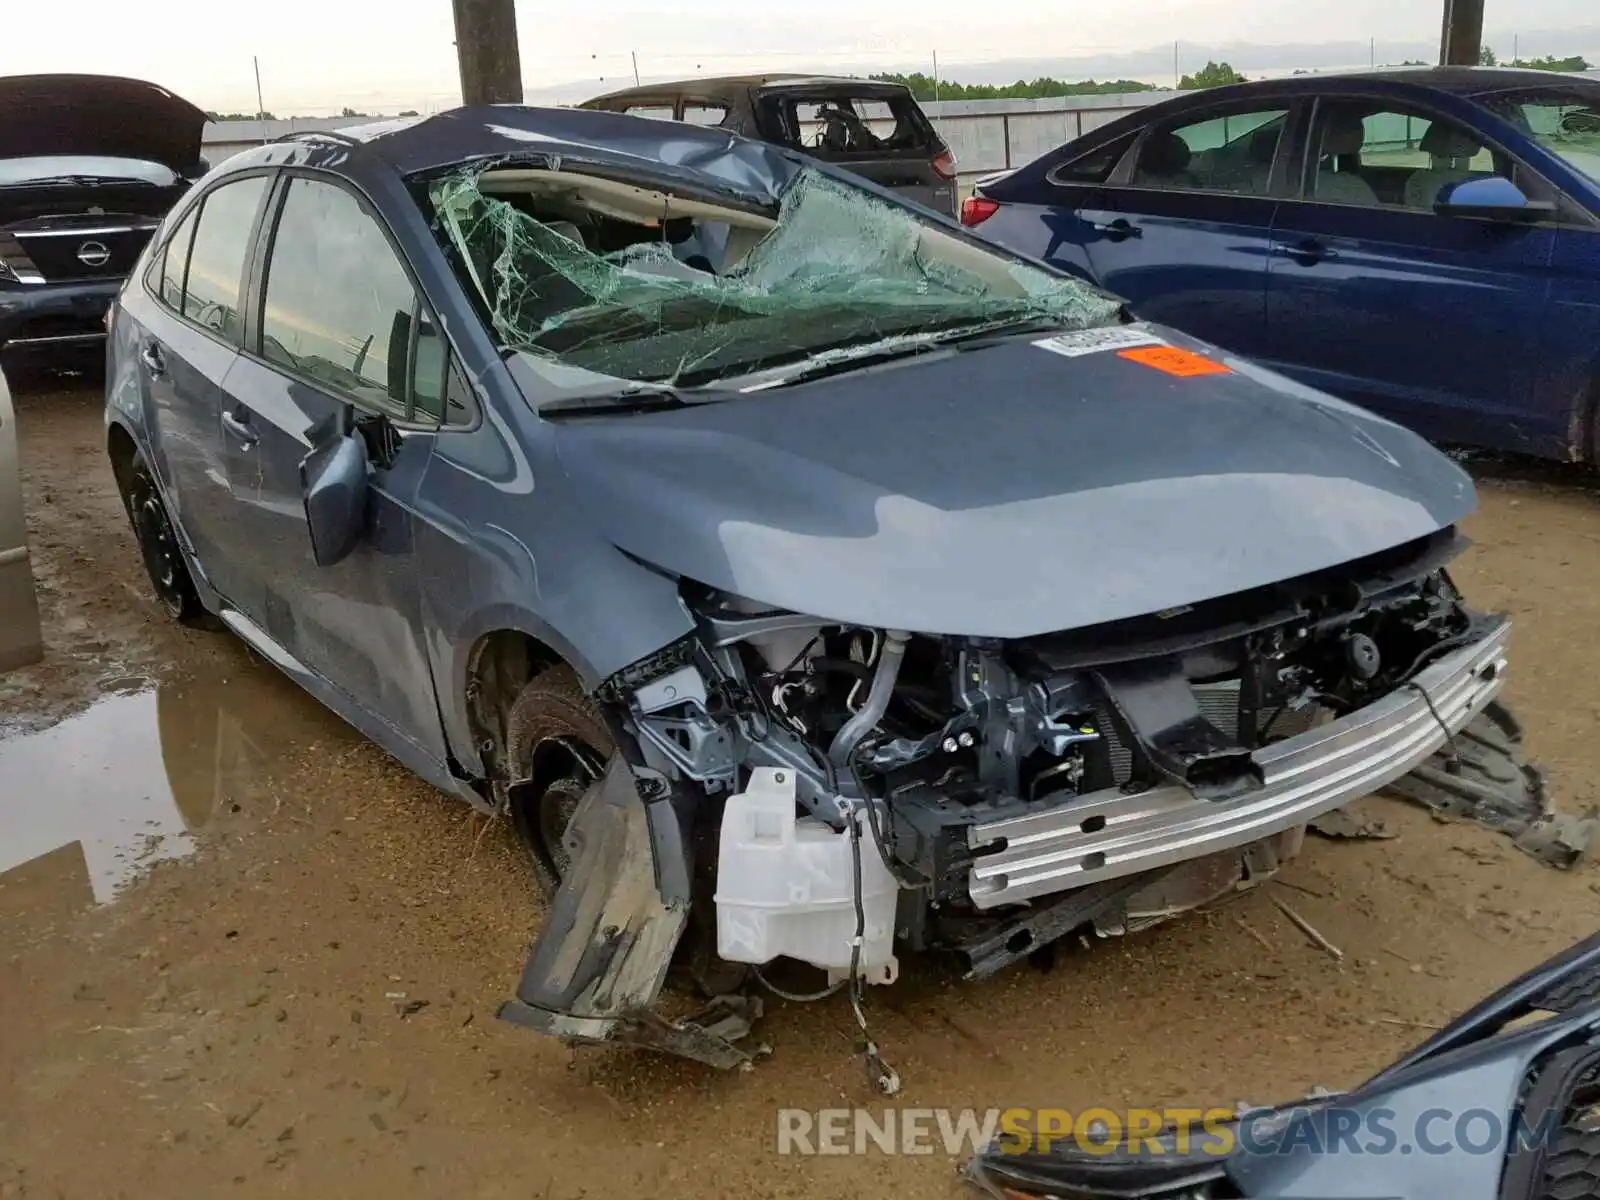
[968,617,1511,908]
[497,757,761,1069]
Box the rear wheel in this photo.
[122,453,207,625]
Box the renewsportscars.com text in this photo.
[775,1105,1569,1158]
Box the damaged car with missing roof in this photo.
[105,104,1528,1076]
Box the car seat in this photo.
[1243,125,1281,193]
[1315,110,1381,206]
[1133,131,1198,187]
[1404,123,1489,209]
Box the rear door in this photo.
[754,85,957,216]
[969,133,1139,284]
[218,172,450,762]
[1078,102,1295,359]
[1263,97,1555,451]
[128,173,272,609]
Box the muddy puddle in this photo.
[0,662,356,917]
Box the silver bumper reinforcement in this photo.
[967,618,1511,908]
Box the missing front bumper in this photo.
[496,756,763,1069]
[967,617,1510,908]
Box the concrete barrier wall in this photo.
[921,93,1163,182]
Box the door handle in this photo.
[1088,218,1143,240]
[1272,239,1336,265]
[139,343,166,376]
[221,409,259,448]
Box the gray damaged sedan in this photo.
[104,105,1516,1071]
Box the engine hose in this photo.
[828,630,910,778]
[810,656,873,684]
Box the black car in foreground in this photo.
[0,74,205,360]
[970,930,1600,1200]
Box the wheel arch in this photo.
[105,418,142,501]
[449,614,588,793]
[1580,367,1600,464]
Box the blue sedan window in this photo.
[1309,103,1504,210]
[1482,89,1600,188]
[1131,109,1288,196]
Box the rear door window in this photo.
[152,207,199,314]
[681,104,729,126]
[1048,132,1138,185]
[1130,109,1289,196]
[758,91,937,156]
[182,175,270,340]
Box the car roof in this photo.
[1143,66,1600,105]
[583,74,914,106]
[1349,65,1600,96]
[233,103,801,206]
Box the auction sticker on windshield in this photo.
[1032,326,1165,358]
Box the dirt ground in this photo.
[2,374,1599,1200]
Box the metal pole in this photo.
[1370,38,1375,68]
[451,0,523,106]
[631,50,641,87]
[1439,0,1485,67]
[1173,40,1180,89]
[253,56,267,143]
[933,50,940,104]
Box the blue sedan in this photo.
[965,68,1600,462]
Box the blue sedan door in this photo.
[972,134,1139,284]
[218,173,450,767]
[1076,104,1294,359]
[1264,99,1554,453]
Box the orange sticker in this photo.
[1117,345,1232,377]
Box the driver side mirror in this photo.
[299,428,370,567]
[1435,175,1557,223]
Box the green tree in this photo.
[1478,45,1499,66]
[1516,54,1592,72]
[1178,61,1248,90]
[868,71,1157,102]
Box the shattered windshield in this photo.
[430,164,1120,396]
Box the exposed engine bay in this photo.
[499,527,1513,1071]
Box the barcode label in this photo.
[1033,325,1166,358]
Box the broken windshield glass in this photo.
[431,163,1121,395]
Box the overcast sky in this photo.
[6,0,1596,114]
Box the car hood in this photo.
[0,75,206,171]
[550,327,1476,638]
